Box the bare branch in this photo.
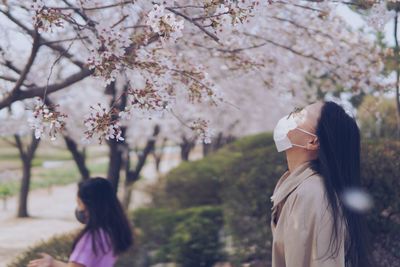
[168,5,204,9]
[112,14,129,28]
[14,134,26,160]
[43,40,76,101]
[0,9,87,69]
[10,31,41,96]
[192,11,230,21]
[192,42,268,53]
[0,137,17,147]
[275,1,326,13]
[2,59,22,75]
[41,36,89,45]
[0,68,93,110]
[244,32,325,63]
[50,1,134,11]
[0,75,17,83]
[165,6,220,44]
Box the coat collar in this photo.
[270,161,316,208]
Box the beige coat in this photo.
[270,162,345,267]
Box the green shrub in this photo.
[10,134,400,267]
[220,138,286,263]
[360,139,400,265]
[153,133,276,211]
[170,215,223,267]
[153,133,284,264]
[133,206,224,266]
[153,153,237,209]
[361,140,400,230]
[358,96,398,139]
[8,233,74,267]
[152,133,400,265]
[0,184,12,197]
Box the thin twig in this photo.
[9,30,40,99]
[49,1,134,11]
[43,40,75,101]
[165,6,220,44]
[41,36,88,45]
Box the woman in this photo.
[28,177,133,267]
[271,101,373,267]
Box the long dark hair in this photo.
[310,101,373,267]
[72,177,133,255]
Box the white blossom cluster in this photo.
[31,0,65,33]
[87,24,132,85]
[0,0,394,144]
[28,98,67,140]
[84,103,124,144]
[365,1,396,31]
[190,118,213,144]
[146,4,184,42]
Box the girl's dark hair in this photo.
[310,101,373,267]
[72,177,133,255]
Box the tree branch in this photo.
[0,75,18,83]
[27,132,40,159]
[14,134,26,160]
[0,9,86,69]
[8,31,41,101]
[165,6,220,44]
[0,68,93,110]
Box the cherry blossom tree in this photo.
[0,0,395,195]
[0,0,389,139]
[0,101,40,217]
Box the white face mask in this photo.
[273,114,317,152]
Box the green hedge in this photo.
[220,137,286,264]
[153,133,400,265]
[8,234,74,267]
[9,134,400,267]
[361,139,400,263]
[133,206,224,267]
[152,153,237,209]
[153,133,285,264]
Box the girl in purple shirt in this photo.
[28,177,133,267]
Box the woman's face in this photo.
[76,196,90,224]
[287,102,323,151]
[76,196,86,211]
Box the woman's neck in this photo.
[286,149,316,173]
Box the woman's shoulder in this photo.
[291,173,326,202]
[79,228,112,244]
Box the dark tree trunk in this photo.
[202,142,212,157]
[107,139,125,192]
[180,136,195,161]
[394,13,400,138]
[122,125,160,210]
[64,135,90,180]
[18,159,31,217]
[15,133,40,218]
[152,137,167,173]
[43,99,90,181]
[105,82,128,193]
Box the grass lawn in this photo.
[0,161,109,198]
[0,139,110,198]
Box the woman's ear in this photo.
[307,137,319,151]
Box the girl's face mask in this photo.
[75,208,88,224]
[273,110,317,152]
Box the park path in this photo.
[0,150,188,267]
